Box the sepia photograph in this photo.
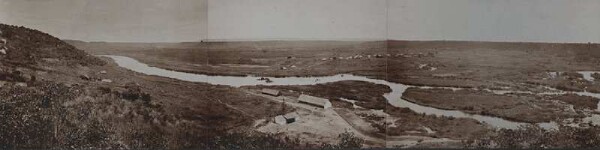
[2,0,600,149]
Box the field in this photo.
[68,40,388,77]
[65,40,600,148]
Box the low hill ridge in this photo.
[0,23,103,66]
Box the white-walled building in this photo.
[298,94,332,109]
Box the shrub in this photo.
[464,125,600,149]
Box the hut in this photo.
[261,88,280,96]
[283,112,300,123]
[298,94,332,109]
[274,115,287,125]
[274,112,300,125]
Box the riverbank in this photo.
[245,81,493,141]
[71,40,600,94]
[69,40,600,148]
[96,54,600,148]
[402,87,582,123]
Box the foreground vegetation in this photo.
[464,125,600,149]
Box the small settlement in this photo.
[261,88,332,125]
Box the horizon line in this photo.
[63,38,600,44]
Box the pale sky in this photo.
[0,0,207,42]
[207,0,387,41]
[2,0,600,43]
[388,0,600,43]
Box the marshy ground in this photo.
[66,40,600,148]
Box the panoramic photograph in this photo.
[2,0,600,149]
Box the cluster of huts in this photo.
[396,52,436,58]
[418,63,437,71]
[261,88,332,125]
[320,54,385,61]
[319,52,436,61]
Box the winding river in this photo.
[102,55,555,129]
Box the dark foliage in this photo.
[0,23,104,66]
[464,125,600,149]
[119,83,152,103]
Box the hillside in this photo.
[0,24,331,149]
[0,24,103,67]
